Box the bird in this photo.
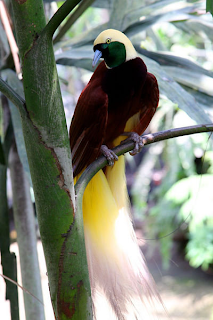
[69,29,163,320]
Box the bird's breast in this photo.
[102,57,147,105]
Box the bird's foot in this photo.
[122,132,144,156]
[100,145,118,166]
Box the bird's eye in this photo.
[106,38,111,44]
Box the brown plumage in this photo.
[70,58,159,176]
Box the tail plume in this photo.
[81,156,163,319]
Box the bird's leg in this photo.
[100,145,118,166]
[121,132,144,155]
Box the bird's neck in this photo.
[102,58,147,97]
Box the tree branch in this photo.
[75,123,213,197]
[0,77,26,115]
[53,0,95,44]
[43,0,81,38]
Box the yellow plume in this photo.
[76,156,164,319]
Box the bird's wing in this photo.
[134,72,159,135]
[70,69,108,176]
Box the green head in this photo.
[93,29,137,69]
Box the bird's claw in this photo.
[100,145,118,166]
[122,132,144,156]
[130,133,144,155]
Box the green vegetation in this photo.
[0,0,213,319]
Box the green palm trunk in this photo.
[9,0,93,319]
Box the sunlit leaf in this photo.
[124,11,193,38]
[163,66,213,96]
[127,0,200,21]
[176,17,213,39]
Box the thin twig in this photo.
[0,274,44,306]
[75,124,213,196]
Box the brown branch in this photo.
[75,123,213,197]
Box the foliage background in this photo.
[0,0,213,319]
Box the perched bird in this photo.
[70,29,162,319]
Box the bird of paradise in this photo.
[70,29,163,320]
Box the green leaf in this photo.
[1,69,32,185]
[165,177,191,204]
[123,1,202,37]
[165,175,213,222]
[181,85,213,111]
[56,46,93,59]
[141,55,213,125]
[55,45,94,70]
[163,66,213,96]
[206,0,213,16]
[134,48,213,78]
[186,225,213,270]
[124,12,192,39]
[61,22,108,48]
[134,48,213,118]
[174,18,213,41]
[57,57,94,71]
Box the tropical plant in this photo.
[0,0,213,319]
